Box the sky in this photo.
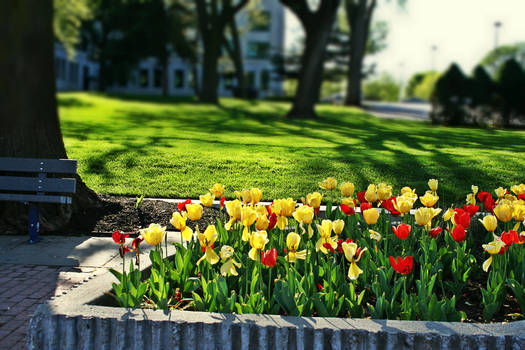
[285,0,525,82]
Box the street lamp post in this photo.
[494,21,502,49]
[431,45,438,71]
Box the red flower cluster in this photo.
[381,197,400,216]
[178,198,192,212]
[392,224,411,240]
[429,227,443,239]
[446,225,466,242]
[453,208,471,228]
[462,204,479,217]
[389,256,413,275]
[501,230,524,247]
[261,248,277,267]
[357,191,367,205]
[477,192,495,212]
[268,213,278,230]
[360,202,372,212]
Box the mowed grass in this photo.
[58,92,525,205]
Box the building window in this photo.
[247,42,270,59]
[174,69,185,88]
[140,69,149,87]
[154,68,163,88]
[249,10,270,31]
[260,70,270,91]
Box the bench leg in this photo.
[28,204,41,244]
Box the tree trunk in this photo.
[227,20,247,99]
[0,0,99,235]
[199,37,221,104]
[287,19,335,119]
[344,0,375,106]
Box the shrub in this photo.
[362,73,400,102]
[497,59,525,127]
[405,71,439,101]
[430,64,469,125]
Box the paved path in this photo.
[363,101,431,121]
[0,234,179,350]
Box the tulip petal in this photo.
[348,261,363,280]
[482,256,493,272]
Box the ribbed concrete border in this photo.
[28,269,525,350]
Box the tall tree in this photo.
[280,0,341,118]
[223,18,247,98]
[195,0,249,104]
[1,0,98,233]
[53,0,93,59]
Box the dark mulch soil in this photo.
[58,195,222,236]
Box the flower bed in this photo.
[108,180,525,323]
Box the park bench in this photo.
[0,157,77,243]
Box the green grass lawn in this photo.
[58,92,525,205]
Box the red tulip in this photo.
[453,208,471,228]
[447,224,466,242]
[267,213,277,230]
[178,198,192,212]
[220,196,226,210]
[478,192,495,212]
[429,227,443,238]
[389,256,413,275]
[323,242,337,253]
[462,204,479,217]
[518,194,525,201]
[112,230,129,244]
[360,202,372,212]
[131,237,144,250]
[501,230,520,247]
[392,224,411,240]
[261,248,277,267]
[357,191,367,205]
[317,283,325,291]
[381,197,400,216]
[336,238,352,254]
[340,203,355,216]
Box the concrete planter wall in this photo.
[28,269,525,350]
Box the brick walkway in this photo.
[0,264,93,350]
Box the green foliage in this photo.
[362,73,400,102]
[412,72,440,101]
[470,65,496,106]
[109,260,148,308]
[53,0,93,58]
[480,42,525,75]
[497,59,525,125]
[430,63,469,125]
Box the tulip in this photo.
[481,239,507,272]
[479,215,498,232]
[495,187,506,199]
[112,230,129,244]
[381,197,401,216]
[256,214,269,231]
[478,192,496,212]
[453,208,471,228]
[250,188,263,205]
[340,203,355,216]
[220,245,241,276]
[293,205,315,237]
[199,193,215,207]
[393,196,413,215]
[267,213,277,230]
[241,206,257,241]
[196,225,219,265]
[429,227,443,238]
[392,224,411,240]
[340,182,355,197]
[377,183,392,201]
[357,191,367,204]
[225,199,242,230]
[494,203,513,222]
[140,224,166,246]
[465,193,476,205]
[462,204,479,217]
[261,248,278,267]
[501,230,520,247]
[341,242,367,280]
[450,224,466,242]
[364,184,378,203]
[177,198,192,212]
[420,191,439,207]
[248,230,269,261]
[319,177,337,190]
[390,256,413,275]
[209,183,225,198]
[428,179,438,192]
[316,220,337,253]
[170,211,193,241]
[360,202,372,212]
[305,192,323,209]
[285,232,306,262]
[333,219,345,235]
[272,198,296,230]
[239,189,252,205]
[363,208,380,225]
[401,186,416,195]
[341,196,356,206]
[369,229,382,242]
[442,208,454,221]
[513,203,525,221]
[511,183,525,196]
[220,196,226,210]
[414,207,441,227]
[186,204,203,221]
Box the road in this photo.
[362,101,431,121]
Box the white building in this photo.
[55,0,285,98]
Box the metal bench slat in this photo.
[0,157,77,174]
[0,176,76,193]
[0,193,73,204]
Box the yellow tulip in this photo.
[481,238,506,272]
[466,193,476,205]
[494,203,513,222]
[140,223,166,246]
[369,229,382,242]
[333,219,344,235]
[414,207,441,227]
[220,245,241,276]
[393,197,413,215]
[363,208,379,225]
[364,184,378,203]
[285,232,306,262]
[420,191,439,207]
[428,179,438,192]
[241,206,257,241]
[319,177,337,190]
[495,187,506,199]
[186,204,203,221]
[511,183,525,196]
[471,185,479,195]
[341,242,367,280]
[248,230,269,261]
[315,220,337,253]
[305,192,323,209]
[513,203,525,221]
[239,189,252,205]
[401,186,415,195]
[442,208,454,221]
[340,182,355,197]
[272,198,296,217]
[479,215,498,232]
[225,199,242,230]
[255,204,268,217]
[196,225,219,265]
[256,214,269,231]
[293,205,315,237]
[341,197,356,207]
[377,183,392,201]
[170,212,193,241]
[199,193,215,207]
[209,183,225,198]
[250,188,263,205]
